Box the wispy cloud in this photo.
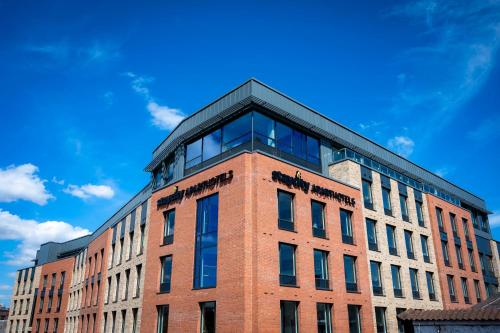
[385,0,500,137]
[124,72,185,130]
[434,166,455,177]
[0,164,53,205]
[388,135,415,157]
[489,211,500,228]
[63,184,115,200]
[0,209,90,266]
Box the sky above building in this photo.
[0,0,499,305]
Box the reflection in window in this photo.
[370,261,383,296]
[281,301,298,333]
[202,129,221,161]
[314,250,329,289]
[278,191,294,231]
[316,303,333,333]
[375,307,387,333]
[254,112,275,146]
[348,305,361,333]
[426,271,436,300]
[341,209,354,244]
[312,201,326,238]
[344,255,358,292]
[279,243,296,286]
[366,219,378,251]
[222,113,251,151]
[391,265,402,297]
[200,302,216,333]
[186,138,202,169]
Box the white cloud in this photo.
[434,166,455,178]
[387,136,415,157]
[0,164,53,205]
[0,284,11,291]
[51,176,65,185]
[63,184,115,200]
[489,212,500,228]
[124,72,185,130]
[0,210,90,266]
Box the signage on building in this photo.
[272,170,356,207]
[157,170,233,207]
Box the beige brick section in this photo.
[331,160,443,333]
[490,240,500,293]
[102,199,149,333]
[6,266,40,333]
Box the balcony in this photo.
[429,292,436,301]
[368,242,378,252]
[412,290,421,299]
[346,282,358,292]
[407,251,415,260]
[389,247,398,256]
[278,219,294,232]
[313,228,326,239]
[342,234,354,245]
[372,286,383,296]
[279,274,297,287]
[163,234,174,245]
[393,288,403,298]
[423,255,431,263]
[315,278,330,290]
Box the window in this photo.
[344,255,358,292]
[56,295,61,312]
[409,269,420,299]
[396,308,406,333]
[157,305,169,333]
[468,249,477,272]
[121,310,126,333]
[186,138,202,168]
[53,319,58,333]
[314,250,329,289]
[200,302,216,333]
[480,254,486,274]
[442,240,450,266]
[421,235,430,263]
[386,225,397,256]
[132,308,138,333]
[436,208,444,231]
[415,200,424,226]
[106,277,111,303]
[316,303,332,333]
[253,112,276,147]
[447,275,457,302]
[370,261,383,296]
[135,264,142,298]
[366,219,378,251]
[160,256,172,293]
[47,295,52,312]
[138,225,145,255]
[347,304,361,333]
[461,278,470,304]
[115,273,120,302]
[455,245,464,269]
[399,194,409,222]
[382,187,392,215]
[311,200,326,238]
[279,243,296,286]
[193,194,219,289]
[222,113,251,152]
[375,307,387,333]
[111,311,116,333]
[404,230,414,259]
[163,210,175,245]
[124,269,130,300]
[340,209,354,244]
[278,191,294,231]
[426,271,436,301]
[44,319,49,333]
[60,271,65,288]
[450,213,458,237]
[474,279,482,303]
[486,255,494,275]
[362,180,373,209]
[202,129,221,160]
[391,265,403,297]
[463,218,470,240]
[280,301,298,333]
[118,239,124,264]
[128,231,134,260]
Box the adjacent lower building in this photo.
[5,79,500,333]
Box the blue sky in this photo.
[0,0,499,305]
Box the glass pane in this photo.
[292,129,307,160]
[307,136,320,164]
[375,308,386,333]
[317,303,332,333]
[202,129,221,161]
[276,122,293,154]
[348,305,361,333]
[391,266,401,289]
[278,192,293,223]
[341,210,352,237]
[253,112,275,146]
[344,256,356,284]
[370,261,381,288]
[386,226,395,249]
[314,250,328,279]
[200,247,217,288]
[200,302,215,333]
[405,232,413,252]
[382,188,391,210]
[362,180,372,205]
[222,113,251,151]
[280,244,295,276]
[312,201,325,230]
[186,139,202,166]
[366,220,377,245]
[281,301,298,333]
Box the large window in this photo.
[278,191,294,231]
[163,210,175,245]
[455,245,464,269]
[415,200,424,226]
[362,180,373,209]
[375,307,387,333]
[447,275,457,302]
[344,255,358,292]
[463,218,471,240]
[436,208,444,231]
[160,256,172,293]
[347,305,361,333]
[404,230,414,259]
[468,249,476,272]
[442,241,450,266]
[340,209,354,244]
[450,213,458,237]
[474,279,481,303]
[200,302,216,333]
[366,219,378,251]
[421,235,430,263]
[317,303,333,333]
[426,271,436,301]
[409,268,420,299]
[314,250,329,290]
[386,225,397,256]
[399,194,409,222]
[391,265,403,297]
[281,301,298,333]
[382,187,392,215]
[461,278,470,304]
[279,243,297,286]
[193,194,219,289]
[311,200,326,238]
[185,111,320,170]
[370,261,383,296]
